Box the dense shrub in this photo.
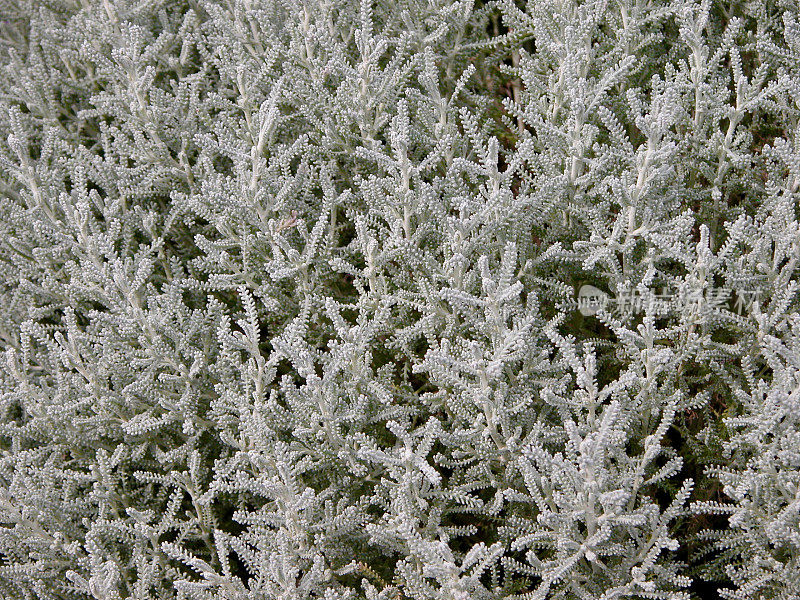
[0,0,798,598]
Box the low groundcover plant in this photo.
[0,0,798,598]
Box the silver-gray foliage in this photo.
[0,0,798,599]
